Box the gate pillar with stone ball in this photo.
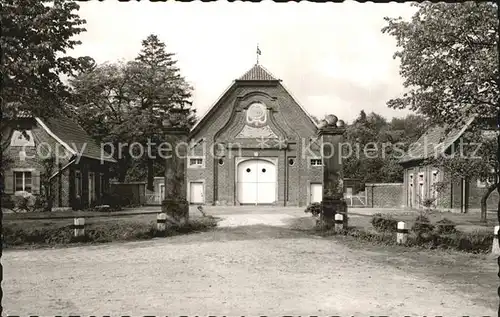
[162,108,190,225]
[317,114,348,229]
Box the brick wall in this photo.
[2,119,73,208]
[110,182,146,206]
[187,81,321,207]
[366,183,404,208]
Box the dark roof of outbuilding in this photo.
[398,116,475,164]
[38,115,116,163]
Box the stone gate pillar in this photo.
[317,114,348,228]
[162,108,190,225]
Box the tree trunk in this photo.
[480,183,497,222]
[146,158,154,192]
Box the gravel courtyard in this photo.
[2,207,497,315]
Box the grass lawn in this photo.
[3,212,220,249]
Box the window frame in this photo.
[188,156,205,169]
[14,171,33,193]
[310,158,323,167]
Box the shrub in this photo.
[421,198,436,210]
[371,213,398,233]
[304,202,321,217]
[2,216,219,248]
[33,194,51,212]
[13,191,36,212]
[407,230,493,253]
[435,218,457,234]
[412,215,435,235]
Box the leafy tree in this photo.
[383,2,499,220]
[69,62,135,182]
[1,0,94,119]
[341,111,425,184]
[382,2,498,125]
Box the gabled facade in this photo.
[183,63,324,206]
[2,113,117,210]
[399,117,498,211]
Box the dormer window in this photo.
[10,130,35,147]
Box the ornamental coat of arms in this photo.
[246,103,267,128]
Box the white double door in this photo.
[237,159,276,204]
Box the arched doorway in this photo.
[237,159,277,204]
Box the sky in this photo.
[70,1,418,124]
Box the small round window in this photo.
[289,158,295,166]
[262,168,266,173]
[246,168,251,173]
[218,158,224,165]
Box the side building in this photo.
[2,113,117,210]
[399,117,498,212]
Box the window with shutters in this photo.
[14,171,32,193]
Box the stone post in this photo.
[492,225,500,255]
[73,218,85,238]
[397,221,408,244]
[162,108,190,226]
[317,114,347,229]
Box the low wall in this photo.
[110,182,146,206]
[365,183,404,208]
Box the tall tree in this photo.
[70,35,196,187]
[128,34,196,191]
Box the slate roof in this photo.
[399,116,475,164]
[40,115,117,163]
[237,64,279,81]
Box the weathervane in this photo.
[256,44,261,65]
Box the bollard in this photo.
[334,213,344,232]
[492,225,500,255]
[157,213,167,234]
[73,218,85,238]
[396,221,408,244]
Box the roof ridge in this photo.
[237,63,279,81]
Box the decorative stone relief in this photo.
[235,125,278,139]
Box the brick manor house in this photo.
[151,63,331,207]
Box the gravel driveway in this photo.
[2,209,496,315]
